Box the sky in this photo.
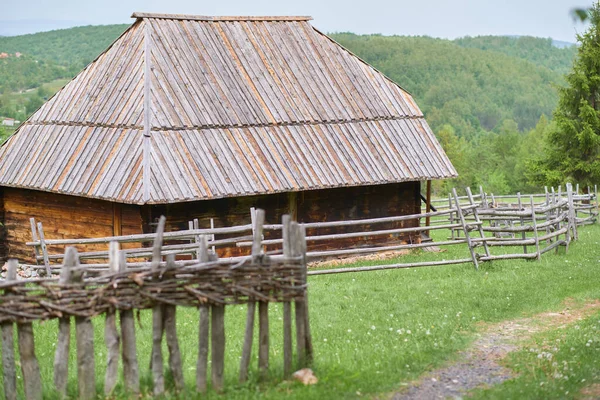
[0,0,593,42]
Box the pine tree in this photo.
[538,3,600,186]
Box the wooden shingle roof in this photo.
[0,13,457,204]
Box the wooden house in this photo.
[0,13,456,262]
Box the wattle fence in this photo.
[0,211,312,399]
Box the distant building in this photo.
[14,52,22,58]
[0,53,8,59]
[1,118,15,127]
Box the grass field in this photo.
[3,224,600,399]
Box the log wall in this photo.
[151,182,421,257]
[1,188,142,263]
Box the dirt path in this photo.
[391,299,600,400]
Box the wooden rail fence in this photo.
[1,210,313,398]
[25,184,598,278]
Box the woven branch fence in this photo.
[0,210,313,399]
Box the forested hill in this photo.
[453,35,577,75]
[330,33,572,136]
[0,25,578,194]
[0,24,129,68]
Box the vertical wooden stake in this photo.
[163,254,184,391]
[197,304,210,392]
[298,224,313,364]
[291,222,307,367]
[530,197,541,261]
[150,216,166,396]
[29,218,41,266]
[210,218,216,254]
[1,260,17,400]
[425,180,432,237]
[211,305,225,391]
[104,242,121,395]
[595,184,599,223]
[119,251,139,394]
[281,215,293,378]
[258,301,269,380]
[54,254,72,398]
[452,189,479,270]
[196,234,210,392]
[239,302,256,383]
[517,193,527,254]
[466,187,490,258]
[18,321,42,400]
[448,193,456,239]
[567,183,578,240]
[36,222,51,277]
[64,247,96,400]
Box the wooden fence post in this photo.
[196,235,209,392]
[530,197,541,261]
[104,241,120,395]
[452,188,479,270]
[119,250,139,394]
[517,193,527,254]
[300,223,313,364]
[163,254,184,391]
[29,218,42,268]
[36,221,51,277]
[150,216,166,396]
[240,209,265,383]
[211,304,225,391]
[448,193,456,239]
[595,184,599,223]
[53,252,73,398]
[67,247,96,400]
[1,260,17,400]
[567,183,578,240]
[282,215,293,378]
[466,187,490,258]
[291,221,312,366]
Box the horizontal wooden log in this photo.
[540,240,567,255]
[479,253,539,261]
[307,258,474,275]
[238,223,463,247]
[26,224,253,247]
[306,239,468,258]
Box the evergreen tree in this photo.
[536,3,600,186]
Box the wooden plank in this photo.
[211,305,225,391]
[163,254,184,391]
[104,242,121,395]
[1,260,17,400]
[150,216,166,395]
[119,250,139,394]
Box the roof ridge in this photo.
[131,12,312,21]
